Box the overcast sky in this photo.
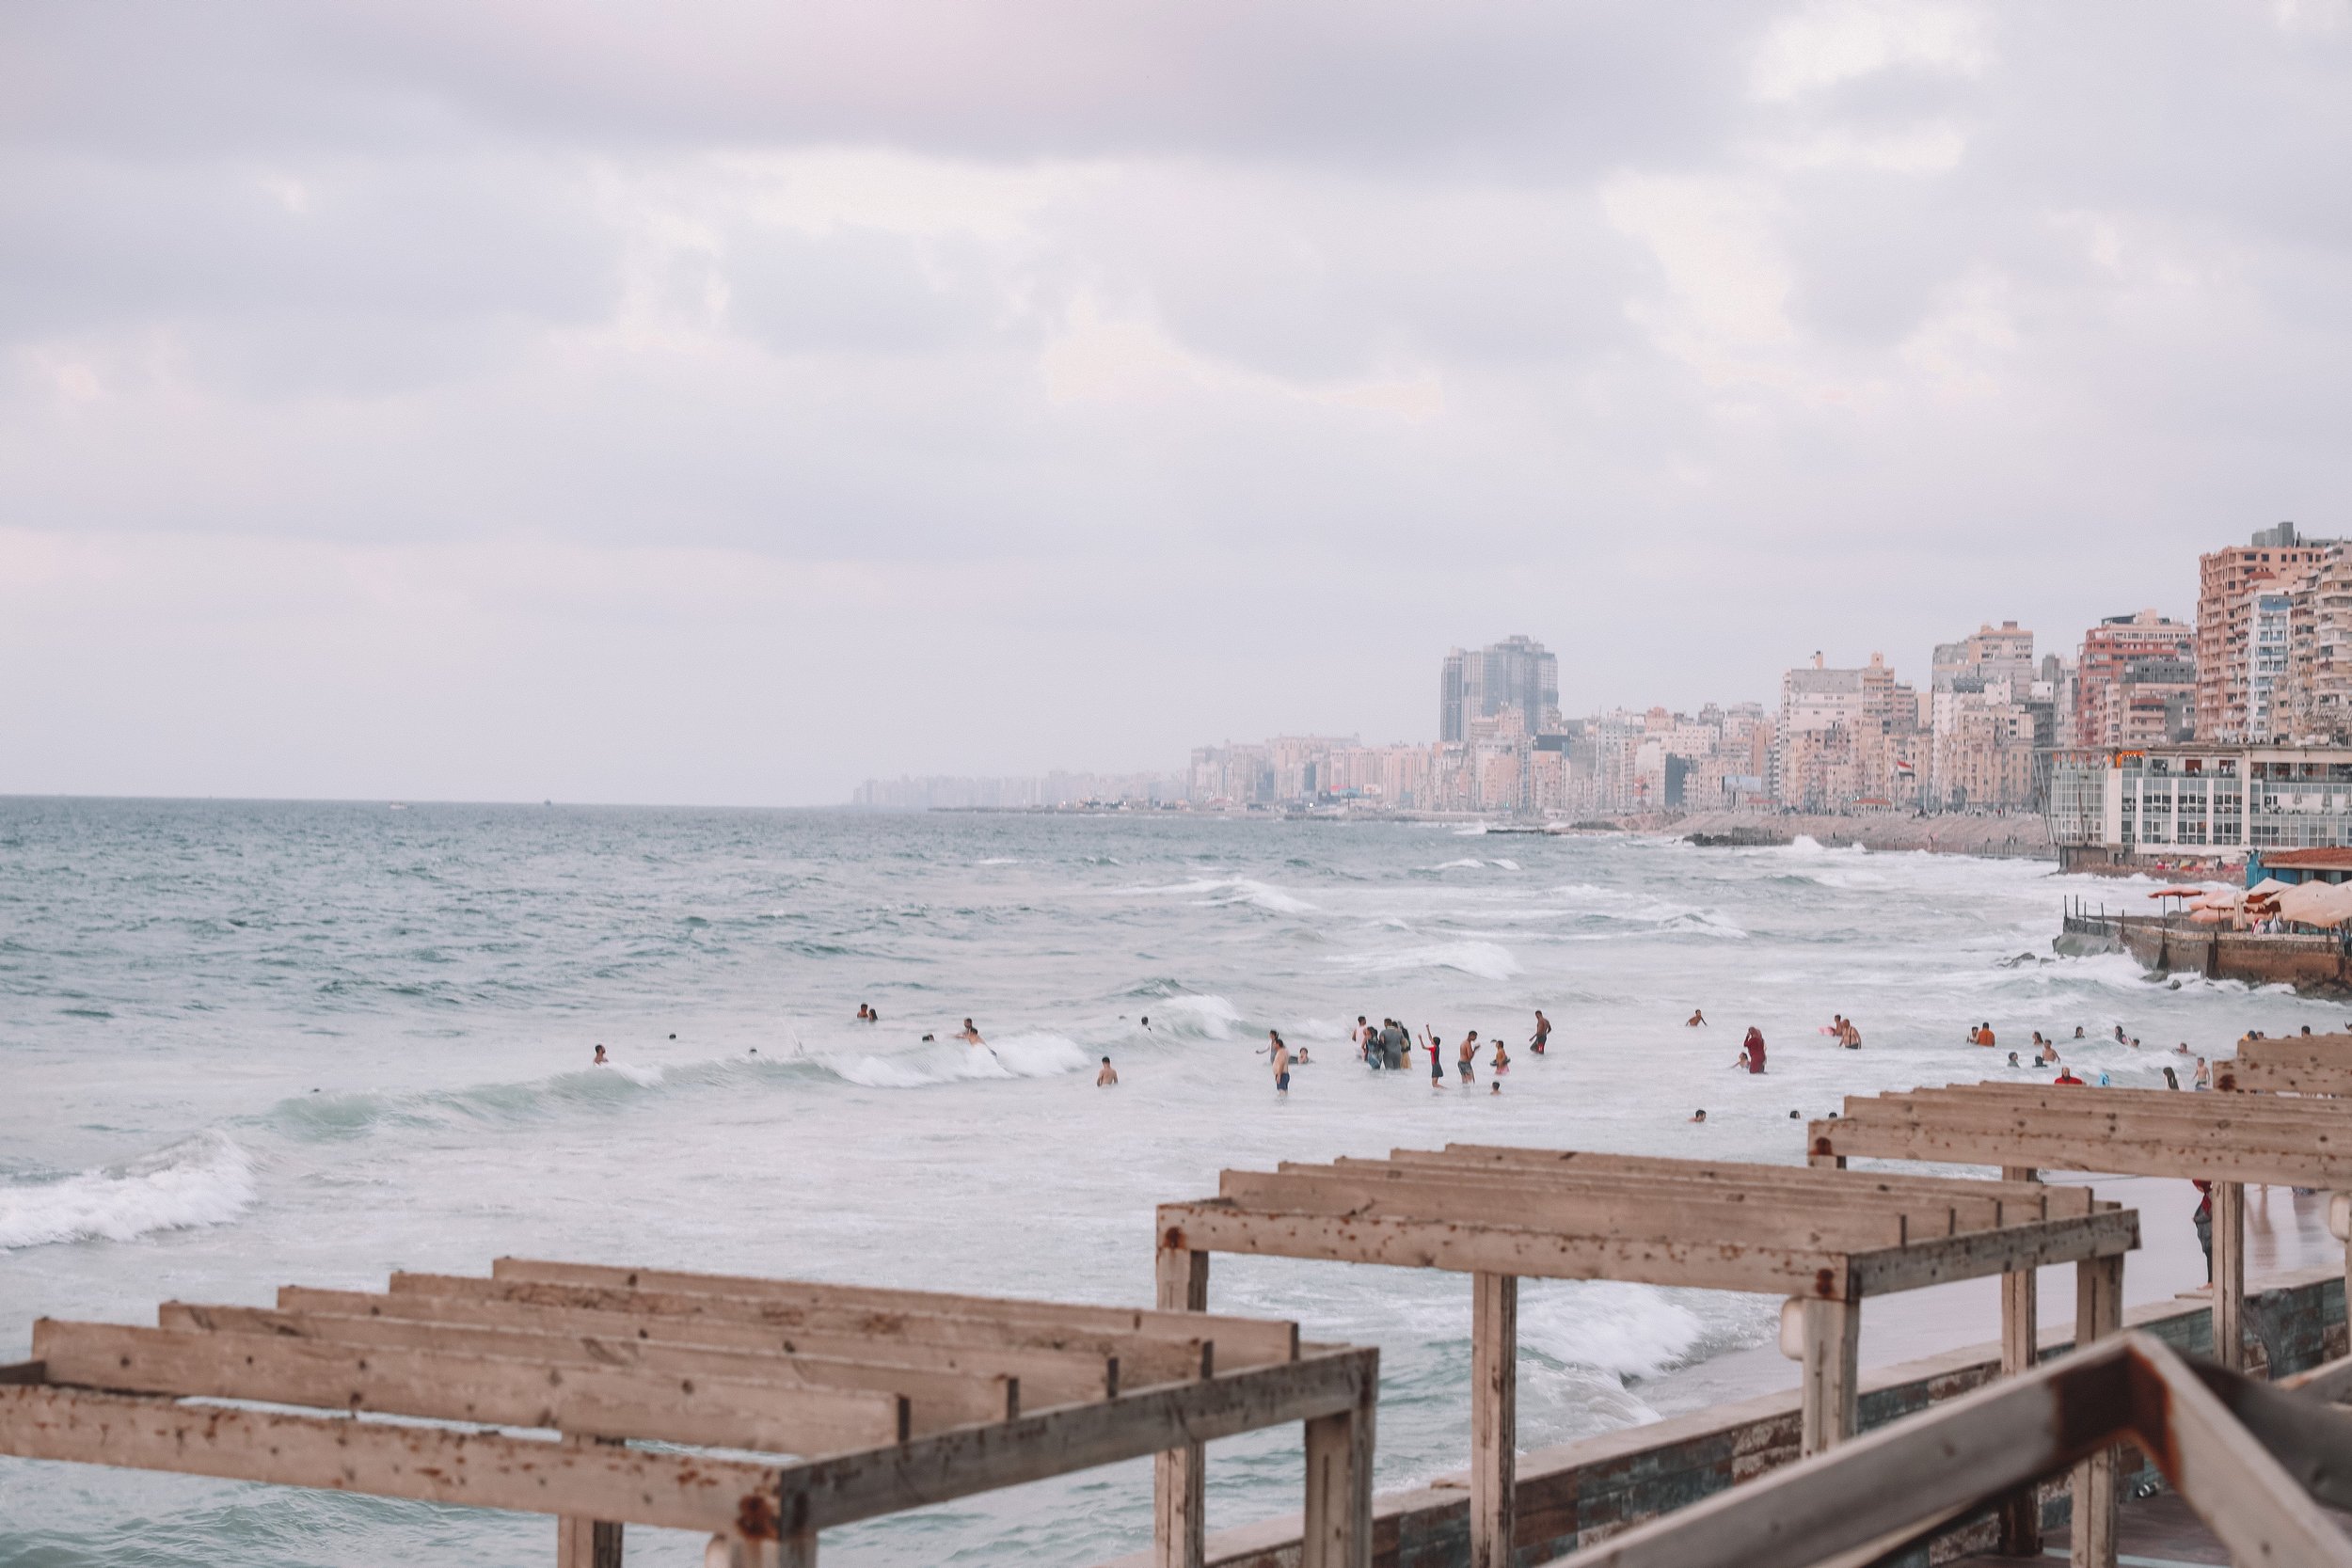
[4,2,2348,804]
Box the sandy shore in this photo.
[1601,808,2055,861]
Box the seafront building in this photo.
[2194,522,2338,741]
[2047,742,2352,866]
[1925,622,2042,810]
[1772,653,1922,812]
[1438,635,1560,743]
[2075,610,2196,748]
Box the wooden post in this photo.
[1153,1243,1211,1568]
[1301,1353,1375,1568]
[560,1436,626,1567]
[1997,1166,2041,1558]
[705,1532,787,1568]
[1470,1272,1518,1568]
[2213,1179,2247,1371]
[2070,1252,2123,1568]
[1797,1298,1860,1457]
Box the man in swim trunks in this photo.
[1531,1010,1551,1054]
[593,1044,608,1066]
[959,1019,985,1047]
[1097,1056,1118,1085]
[1457,1031,1477,1085]
[1271,1035,1291,1096]
[1686,1009,1706,1027]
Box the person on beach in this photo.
[2194,1056,2212,1089]
[1686,1009,1707,1027]
[2007,1052,2022,1068]
[1457,1031,1478,1085]
[1736,1027,1766,1073]
[2163,1066,2182,1089]
[1689,1109,1707,1123]
[1295,1046,1311,1064]
[2030,1031,2045,1051]
[1531,1010,1551,1055]
[1271,1035,1292,1097]
[1140,1016,1151,1031]
[1382,1019,1406,1070]
[1491,1038,1510,1075]
[1423,1026,1444,1085]
[1836,1018,1862,1050]
[2074,1025,2086,1039]
[1354,1016,1373,1064]
[855,1004,870,1022]
[958,1019,986,1048]
[593,1044,609,1066]
[2053,1066,2085,1085]
[2113,1024,2127,1045]
[2036,1038,2058,1066]
[1971,1022,1995,1047]
[1097,1056,1119,1086]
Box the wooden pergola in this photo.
[1809,1082,2352,1568]
[0,1259,1379,1568]
[1153,1146,2137,1568]
[1537,1330,2352,1568]
[2220,1030,2352,1096]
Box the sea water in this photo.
[0,800,2323,1566]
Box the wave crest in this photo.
[0,1131,256,1252]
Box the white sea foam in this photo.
[1518,1280,1705,1379]
[1121,877,1317,914]
[1331,941,1520,981]
[0,1132,256,1252]
[827,1032,1092,1088]
[1491,858,1521,871]
[976,857,1020,866]
[1152,994,1244,1039]
[1431,858,1486,871]
[607,1062,665,1087]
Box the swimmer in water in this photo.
[1689,1108,1707,1123]
[1457,1031,1478,1085]
[593,1044,608,1066]
[1491,1039,1510,1075]
[1686,1009,1706,1027]
[958,1019,985,1047]
[1294,1046,1311,1065]
[1530,1010,1551,1055]
[1097,1056,1118,1086]
[855,1004,873,1022]
[1140,1016,1151,1031]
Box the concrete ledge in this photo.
[1098,1266,2346,1568]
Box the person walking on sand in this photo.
[1271,1034,1292,1097]
[1457,1031,1478,1085]
[1097,1056,1119,1086]
[1531,1010,1551,1055]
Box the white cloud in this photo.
[1750,0,1991,101]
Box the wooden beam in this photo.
[376,1274,1246,1377]
[1299,1352,1375,1568]
[0,1382,782,1531]
[1159,1200,1854,1298]
[1470,1273,1517,1568]
[782,1346,1376,1535]
[487,1259,1298,1366]
[1808,1114,2352,1187]
[2213,1180,2247,1371]
[160,1304,1025,1425]
[33,1319,908,1455]
[558,1435,626,1568]
[1225,1167,1913,1250]
[1797,1298,1860,1456]
[1997,1164,2042,1560]
[1406,1147,2088,1218]
[1153,1243,1210,1568]
[1843,1209,2138,1297]
[1866,1085,2352,1145]
[1298,1160,1990,1236]
[2071,1251,2123,1568]
[2218,1058,2352,1095]
[277,1287,1137,1393]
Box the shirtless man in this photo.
[1271,1035,1292,1097]
[592,1044,609,1066]
[1531,1010,1551,1055]
[1686,1009,1707,1027]
[1457,1031,1478,1085]
[958,1019,986,1048]
[1097,1056,1119,1086]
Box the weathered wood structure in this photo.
[2219,1029,2352,1095]
[0,1258,1379,1567]
[1810,1080,2352,1568]
[1537,1330,2352,1568]
[1154,1146,2137,1568]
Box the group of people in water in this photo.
[1247,1010,1558,1097]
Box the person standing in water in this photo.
[1530,1010,1551,1055]
[1097,1056,1118,1085]
[1735,1027,1766,1073]
[1422,1026,1444,1085]
[592,1044,609,1066]
[958,1019,985,1047]
[1457,1030,1478,1085]
[1686,1009,1706,1027]
[1271,1034,1292,1097]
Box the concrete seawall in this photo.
[2063,911,2352,993]
[1101,1267,2345,1568]
[1629,811,2056,861]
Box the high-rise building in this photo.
[1925,623,2038,809]
[1774,653,1922,811]
[2075,610,2194,748]
[1438,636,1560,743]
[2196,523,2338,741]
[2280,551,2352,744]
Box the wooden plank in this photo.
[1997,1164,2042,1560]
[33,1319,907,1455]
[160,1304,1024,1424]
[488,1259,1299,1366]
[2214,1179,2246,1372]
[2072,1253,2123,1568]
[1216,1169,1910,1252]
[2221,1057,2352,1095]
[1415,1146,2087,1215]
[1300,1358,1374,1568]
[783,1346,1376,1534]
[558,1435,626,1568]
[0,1382,782,1531]
[2132,1339,2352,1568]
[1302,1159,1994,1236]
[280,1285,1144,1391]
[1807,1114,2352,1186]
[1154,1244,1209,1568]
[1869,1085,2352,1146]
[1159,1200,1853,1297]
[1470,1272,1516,1568]
[1845,1209,2138,1296]
[1797,1298,1859,1456]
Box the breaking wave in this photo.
[1330,941,1520,981]
[1120,877,1317,914]
[0,1131,256,1252]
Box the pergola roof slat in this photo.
[1414,1146,2094,1215]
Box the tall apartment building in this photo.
[1775,653,1922,811]
[2195,523,2338,741]
[1438,636,1560,743]
[1925,623,2038,809]
[2074,610,2195,748]
[2281,551,2352,744]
